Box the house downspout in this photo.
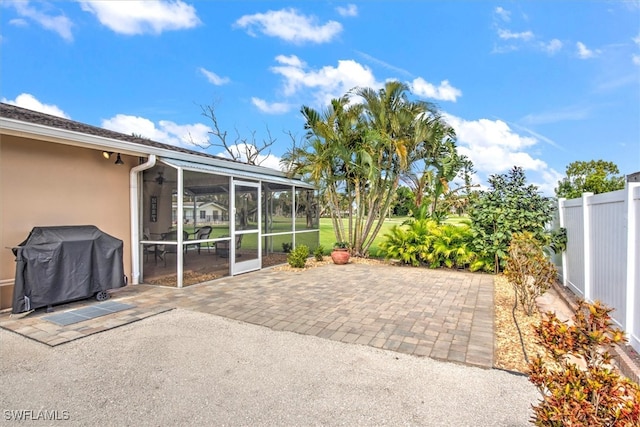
[130,155,156,284]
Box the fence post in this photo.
[558,197,567,288]
[625,177,639,350]
[582,192,593,301]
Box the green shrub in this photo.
[287,245,309,268]
[430,223,475,269]
[379,215,476,269]
[529,300,640,426]
[378,219,435,266]
[314,245,324,261]
[504,232,556,316]
[547,227,567,254]
[469,166,553,273]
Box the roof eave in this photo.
[0,116,304,181]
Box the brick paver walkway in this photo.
[0,263,495,368]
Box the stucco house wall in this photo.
[0,135,133,309]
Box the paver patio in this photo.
[0,263,495,368]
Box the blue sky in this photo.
[2,1,639,195]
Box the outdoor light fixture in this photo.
[115,153,124,165]
[102,151,113,159]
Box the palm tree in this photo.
[352,81,440,254]
[282,96,362,244]
[284,81,460,257]
[402,113,459,213]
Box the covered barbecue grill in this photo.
[12,225,127,314]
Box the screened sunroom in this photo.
[138,158,319,288]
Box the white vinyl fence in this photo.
[556,175,640,353]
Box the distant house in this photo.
[196,201,229,223]
[172,201,229,225]
[0,103,318,309]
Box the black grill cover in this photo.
[12,226,126,314]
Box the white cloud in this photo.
[215,144,283,170]
[533,168,564,196]
[633,34,640,65]
[491,43,519,54]
[8,1,73,41]
[541,38,563,54]
[509,123,563,150]
[9,18,28,27]
[2,93,70,118]
[101,114,212,148]
[494,7,511,22]
[274,54,305,67]
[356,51,412,77]
[234,8,342,44]
[79,0,201,35]
[411,78,462,102]
[498,29,534,41]
[521,105,591,125]
[336,4,358,17]
[159,120,212,146]
[198,67,230,86]
[442,113,562,195]
[251,97,292,114]
[269,55,380,106]
[576,41,600,59]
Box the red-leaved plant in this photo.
[528,300,640,426]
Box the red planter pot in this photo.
[331,248,350,265]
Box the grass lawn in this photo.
[319,215,470,257]
[319,217,405,257]
[179,214,470,256]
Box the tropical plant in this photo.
[504,232,556,316]
[555,160,625,199]
[379,203,475,268]
[529,300,640,426]
[313,245,325,261]
[287,245,309,268]
[547,227,567,255]
[430,222,476,269]
[391,186,415,216]
[468,166,553,273]
[283,81,461,257]
[333,241,349,249]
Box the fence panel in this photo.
[563,199,585,296]
[558,178,640,353]
[633,186,640,350]
[589,191,627,327]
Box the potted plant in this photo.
[331,241,350,265]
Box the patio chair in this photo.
[186,226,213,254]
[158,230,190,266]
[216,234,242,258]
[143,230,164,265]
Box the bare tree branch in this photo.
[197,102,276,166]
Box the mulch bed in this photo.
[493,275,546,373]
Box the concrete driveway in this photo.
[1,263,540,426]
